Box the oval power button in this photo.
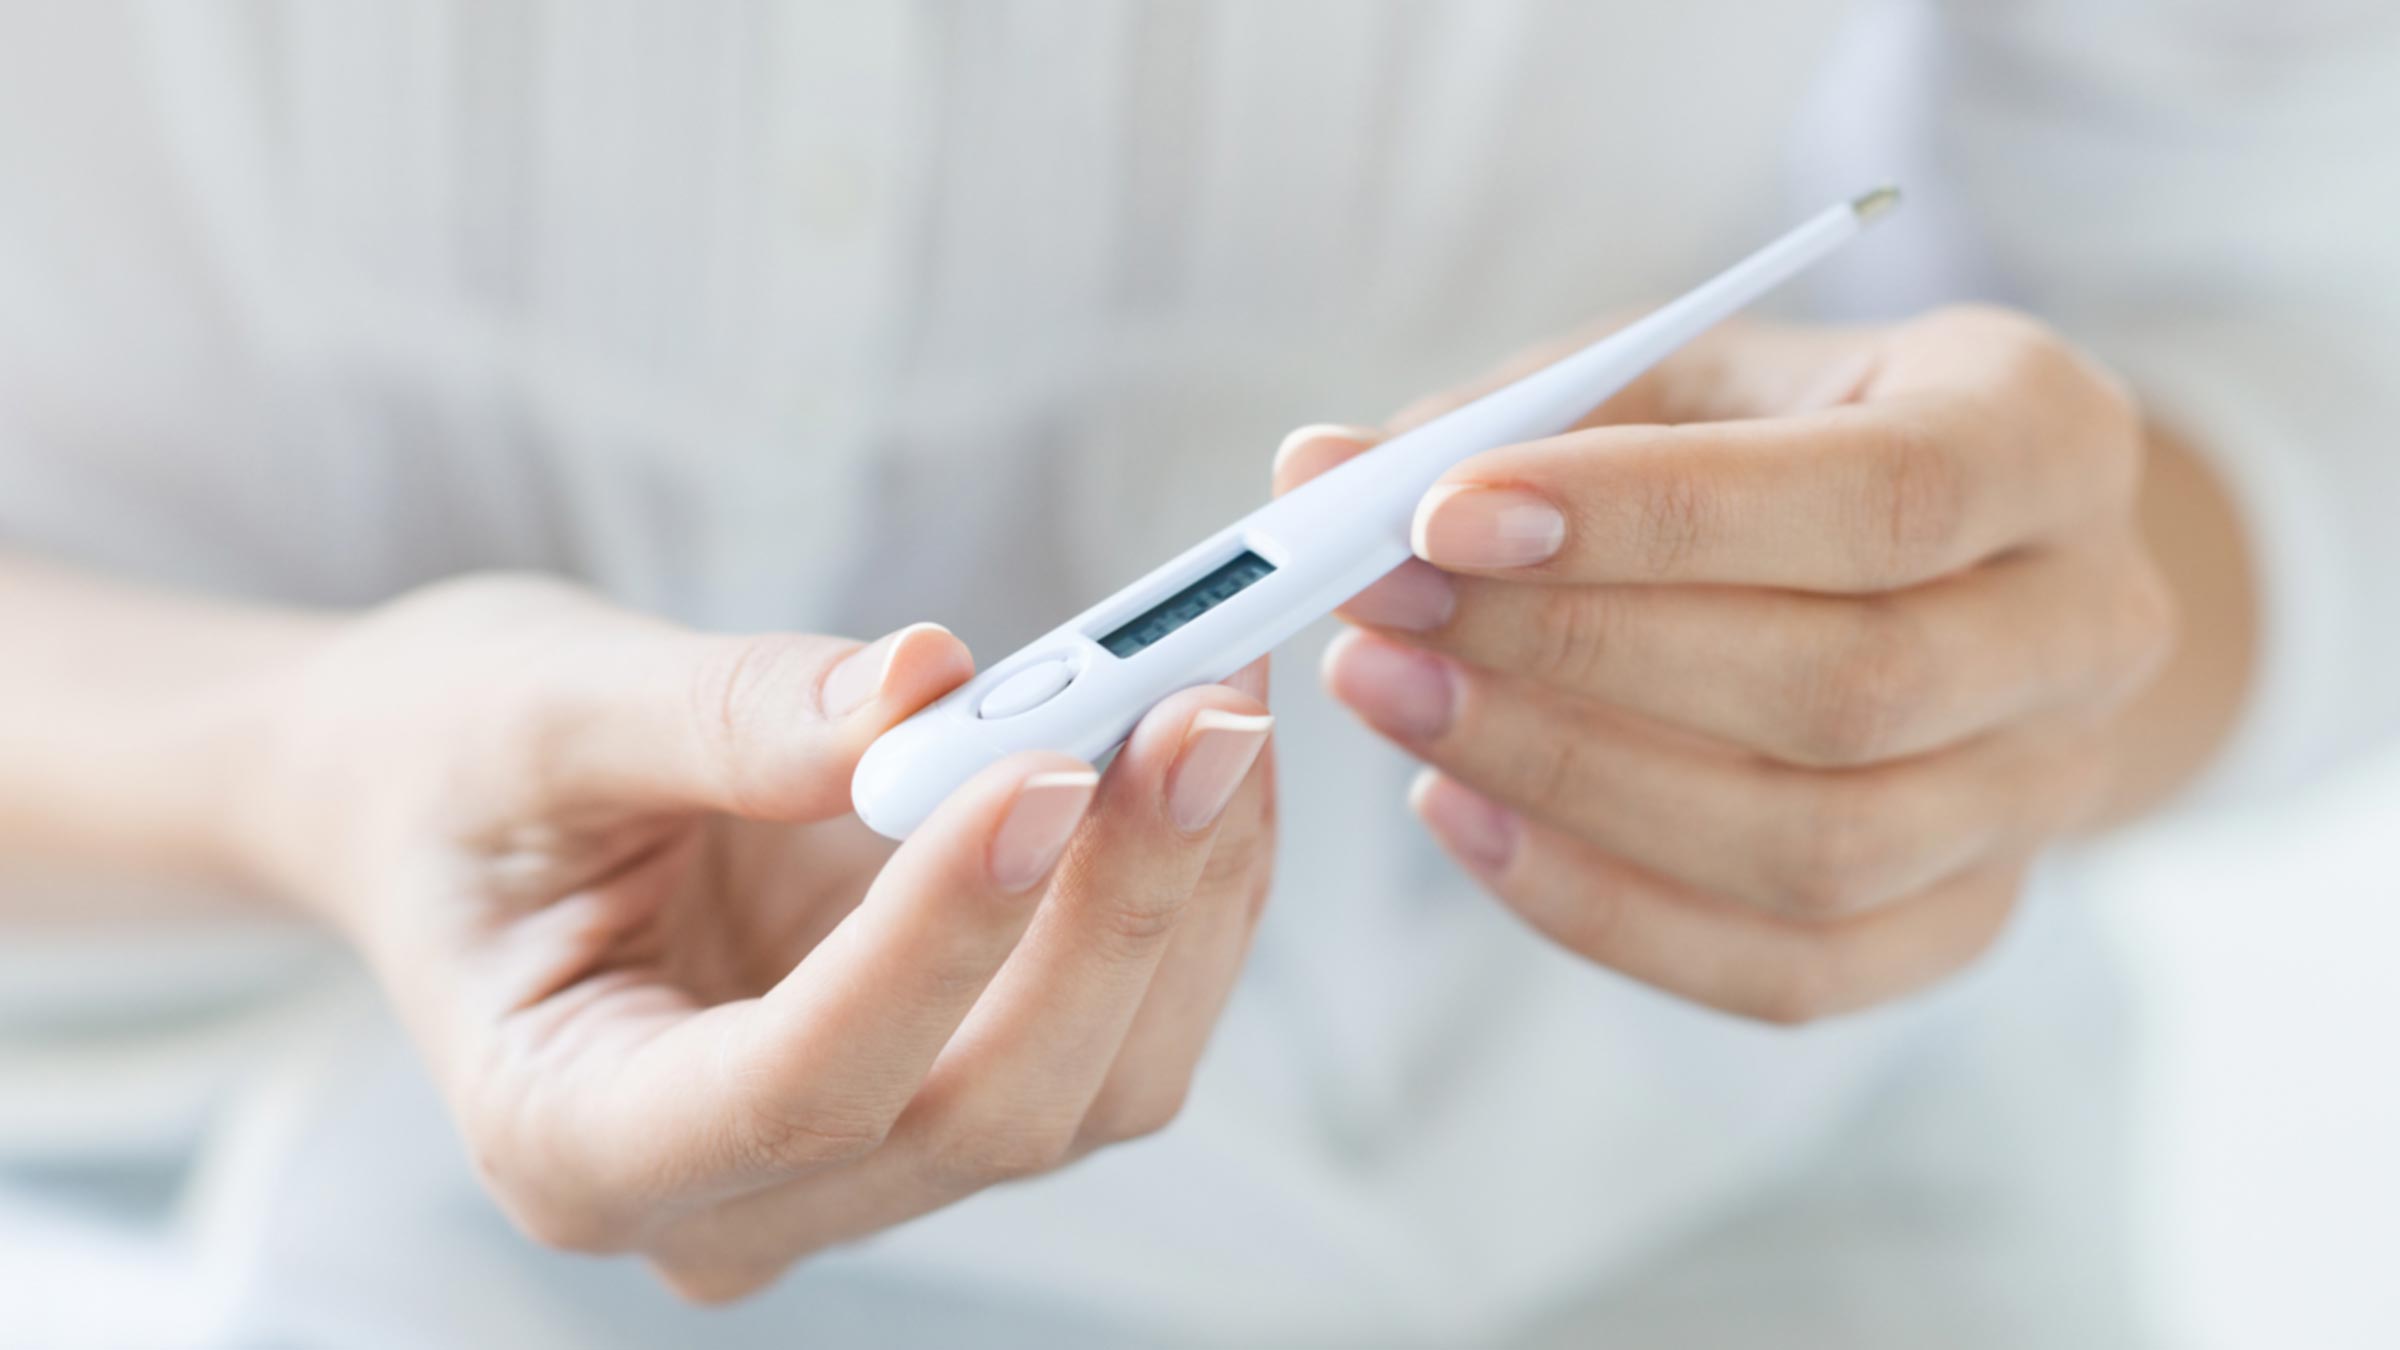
[977,657,1077,720]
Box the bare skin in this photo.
[0,306,2255,1298]
[1281,306,2255,1024]
[0,567,1277,1301]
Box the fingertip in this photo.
[1167,706,1273,834]
[1102,686,1272,838]
[818,622,973,729]
[864,622,977,722]
[1321,627,1460,744]
[1409,481,1566,572]
[1406,485,1451,562]
[947,749,1094,822]
[1224,655,1272,703]
[1337,560,1455,632]
[1094,683,1263,815]
[1191,679,1274,727]
[886,750,1096,895]
[1120,682,1269,773]
[1318,625,1366,695]
[1271,423,1379,494]
[1409,769,1521,878]
[987,759,1101,892]
[887,621,976,695]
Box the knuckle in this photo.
[501,1191,637,1256]
[1517,720,1591,810]
[465,1118,638,1255]
[1858,415,1969,584]
[925,1119,1079,1189]
[1789,602,1938,766]
[2076,364,2146,493]
[2102,389,2147,498]
[1088,891,1186,961]
[1983,318,2145,504]
[1094,898,1185,960]
[1923,306,2144,513]
[1921,303,2053,368]
[1984,309,2065,370]
[1192,782,1279,923]
[1744,948,1847,1027]
[2113,551,2181,690]
[1777,779,1901,917]
[1528,589,1620,688]
[730,1095,892,1174]
[1545,873,1633,964]
[651,1256,786,1306]
[1081,1082,1191,1147]
[1193,821,1270,902]
[1992,319,2085,404]
[396,571,593,629]
[684,634,826,811]
[1632,467,1714,578]
[2046,736,2118,832]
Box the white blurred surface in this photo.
[2097,745,2400,1348]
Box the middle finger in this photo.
[642,683,1272,1293]
[1075,660,1278,1150]
[1339,537,2167,767]
[1323,629,2104,917]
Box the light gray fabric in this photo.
[2,2,2393,1344]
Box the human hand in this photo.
[243,576,1276,1299]
[1279,307,2173,1024]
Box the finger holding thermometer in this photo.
[852,188,1902,839]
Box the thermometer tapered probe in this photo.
[853,188,1901,839]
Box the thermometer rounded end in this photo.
[853,714,1004,840]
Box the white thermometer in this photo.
[853,188,1901,838]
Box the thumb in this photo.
[552,620,976,822]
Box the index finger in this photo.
[1412,394,2115,593]
[595,752,1098,1202]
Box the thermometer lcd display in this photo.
[1099,550,1276,658]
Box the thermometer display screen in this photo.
[1099,549,1276,658]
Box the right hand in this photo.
[241,575,1277,1301]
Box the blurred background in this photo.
[2094,748,2400,1347]
[3,3,2397,1347]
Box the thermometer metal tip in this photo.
[1851,184,1902,223]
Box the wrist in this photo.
[147,605,348,912]
[0,557,344,912]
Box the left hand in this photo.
[1278,306,2175,1024]
[237,576,1279,1299]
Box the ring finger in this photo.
[1409,769,2024,1023]
[645,683,1273,1290]
[1324,629,2102,916]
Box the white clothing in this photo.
[1,3,2395,1346]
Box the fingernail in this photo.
[1322,630,1457,743]
[990,769,1099,891]
[1166,708,1273,832]
[823,623,946,719]
[1409,770,1521,876]
[1273,423,1379,479]
[1340,560,1455,632]
[1412,484,1565,570]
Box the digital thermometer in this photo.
[853,188,1901,838]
